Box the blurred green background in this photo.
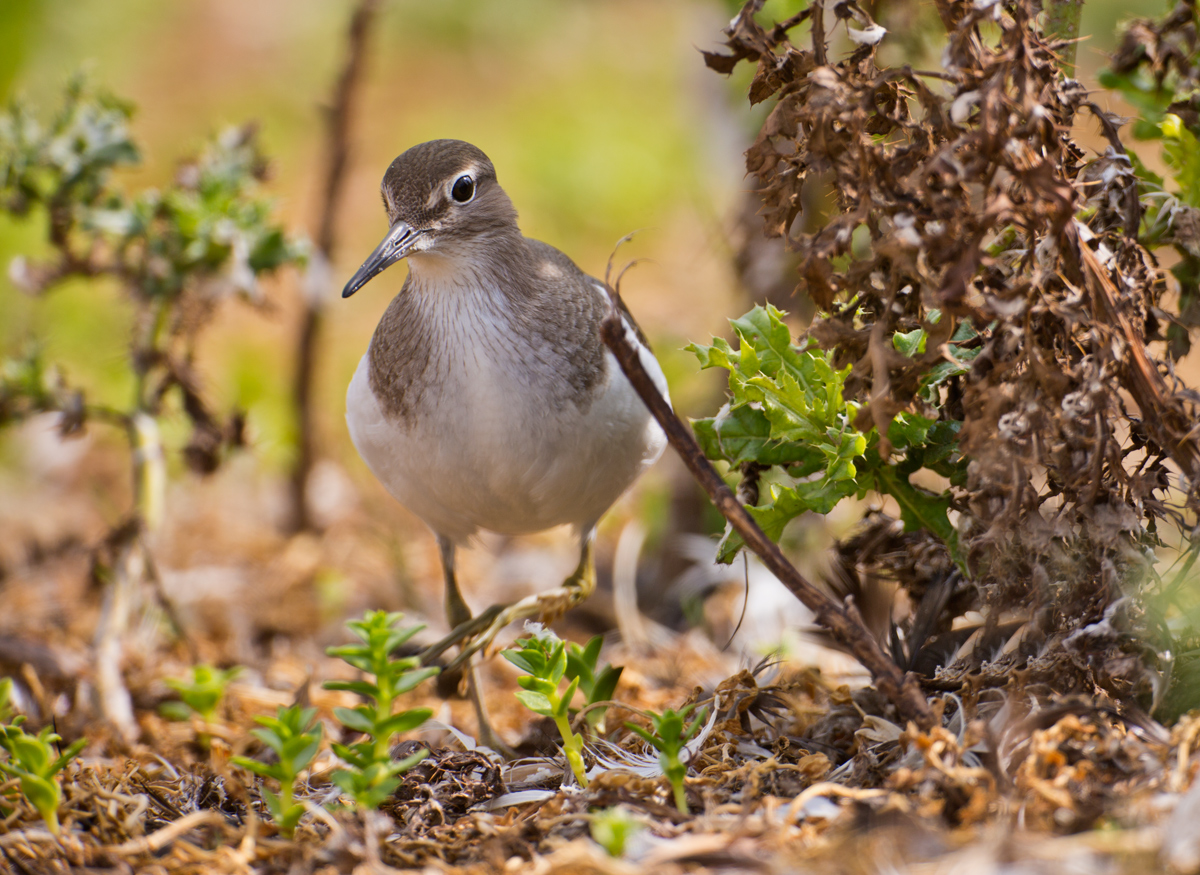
[1,0,749,482]
[0,0,1166,531]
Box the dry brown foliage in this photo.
[707,0,1200,704]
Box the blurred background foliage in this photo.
[0,0,1174,645]
[1,0,748,479]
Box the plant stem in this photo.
[1044,0,1083,78]
[554,712,588,787]
[374,687,392,762]
[288,0,380,533]
[131,412,165,531]
[671,774,688,814]
[94,540,139,741]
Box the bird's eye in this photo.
[451,175,475,203]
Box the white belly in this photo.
[345,338,666,542]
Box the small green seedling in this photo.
[590,805,643,857]
[323,611,439,809]
[625,704,708,813]
[0,717,86,835]
[231,705,323,837]
[565,635,624,732]
[162,664,242,750]
[162,664,242,724]
[503,626,589,787]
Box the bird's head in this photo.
[342,139,518,298]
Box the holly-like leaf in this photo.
[693,304,963,564]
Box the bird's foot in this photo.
[420,604,505,665]
[438,573,594,674]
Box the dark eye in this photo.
[451,175,475,203]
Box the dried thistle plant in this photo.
[700,0,1200,709]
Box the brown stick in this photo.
[599,297,935,730]
[1075,226,1200,480]
[810,0,827,68]
[287,0,381,532]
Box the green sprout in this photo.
[231,705,323,837]
[625,704,708,813]
[161,664,242,749]
[163,664,243,723]
[565,635,624,732]
[323,611,439,809]
[590,805,643,857]
[503,626,589,787]
[0,717,86,835]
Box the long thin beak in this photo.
[342,221,421,298]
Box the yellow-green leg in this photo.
[435,536,515,757]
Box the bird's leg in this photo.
[441,529,597,673]
[431,536,515,757]
[421,537,503,663]
[438,536,471,630]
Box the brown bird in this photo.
[342,139,667,749]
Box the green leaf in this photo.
[888,412,934,450]
[1162,114,1200,207]
[517,675,553,694]
[566,635,603,690]
[285,733,322,773]
[686,337,738,371]
[591,806,643,858]
[558,677,581,719]
[1098,67,1175,128]
[250,727,285,752]
[548,640,567,685]
[230,755,274,778]
[393,747,430,774]
[376,707,432,737]
[391,666,440,696]
[502,649,539,674]
[333,706,376,734]
[893,328,926,357]
[325,646,374,674]
[158,701,194,722]
[680,706,708,743]
[323,679,380,699]
[718,475,859,563]
[624,722,662,751]
[872,466,961,568]
[50,738,85,776]
[163,664,241,721]
[591,665,623,706]
[692,405,826,467]
[515,689,555,716]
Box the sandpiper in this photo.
[342,139,667,746]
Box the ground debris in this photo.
[0,630,1192,874]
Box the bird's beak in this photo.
[342,221,422,298]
